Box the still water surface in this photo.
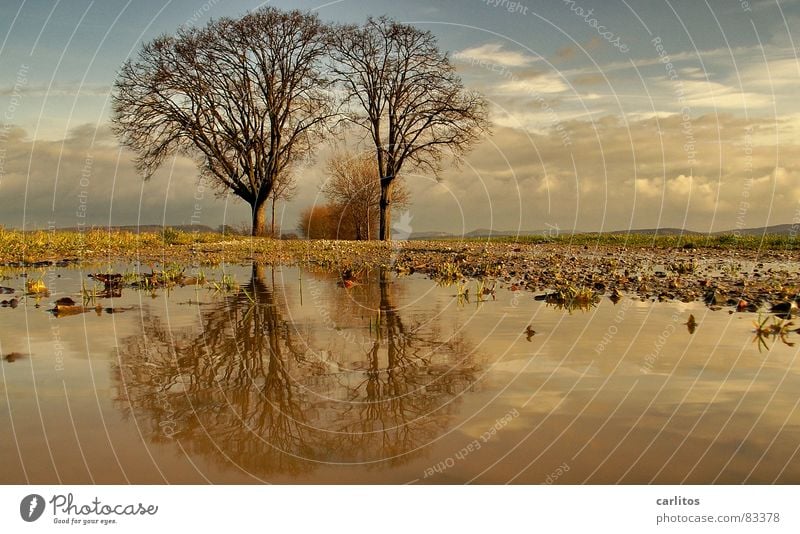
[1,263,799,483]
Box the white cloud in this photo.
[4,110,800,234]
[453,43,541,68]
[694,82,771,109]
[0,83,111,97]
[0,124,252,231]
[497,74,569,95]
[739,57,800,91]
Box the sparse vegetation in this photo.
[668,260,696,275]
[753,314,796,352]
[433,262,463,286]
[1,229,800,315]
[454,232,800,250]
[541,284,600,313]
[26,277,48,294]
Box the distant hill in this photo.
[12,222,800,238]
[410,228,550,239]
[714,224,799,236]
[410,227,697,239]
[407,230,456,239]
[53,224,220,234]
[464,228,543,237]
[606,228,704,236]
[410,223,799,240]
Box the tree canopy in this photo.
[111,8,335,236]
[112,9,488,239]
[330,16,489,239]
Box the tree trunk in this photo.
[378,178,394,241]
[251,262,268,290]
[251,196,269,237]
[354,208,366,241]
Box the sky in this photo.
[1,0,799,235]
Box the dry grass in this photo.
[0,228,396,267]
[1,228,798,267]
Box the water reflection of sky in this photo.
[1,264,799,483]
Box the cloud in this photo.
[554,45,577,63]
[0,83,111,97]
[456,41,800,130]
[0,124,252,231]
[2,109,800,235]
[738,57,800,91]
[571,73,605,86]
[553,36,603,65]
[672,79,774,109]
[453,43,540,68]
[415,112,800,233]
[497,74,569,95]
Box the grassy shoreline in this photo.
[450,232,800,249]
[1,228,799,265]
[2,229,799,313]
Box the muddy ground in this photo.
[2,239,798,314]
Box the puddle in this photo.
[1,263,799,483]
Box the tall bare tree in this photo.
[322,152,409,240]
[330,17,489,240]
[111,8,335,236]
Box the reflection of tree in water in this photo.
[112,264,479,477]
[328,269,479,463]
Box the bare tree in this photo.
[111,8,335,236]
[297,202,360,240]
[322,152,409,240]
[330,17,489,240]
[298,204,336,239]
